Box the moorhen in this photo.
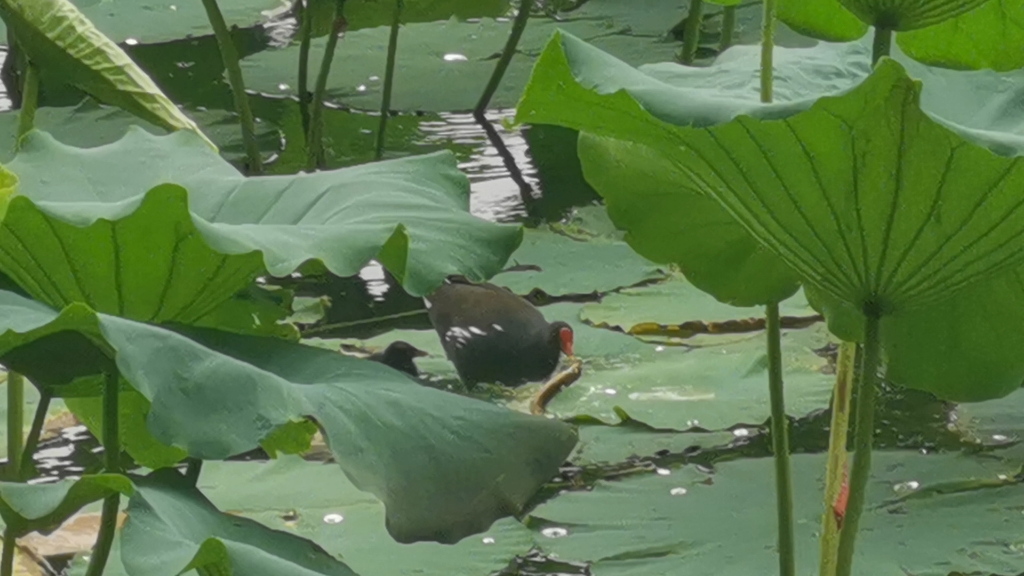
[369,341,428,377]
[424,276,574,387]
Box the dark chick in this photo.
[423,275,574,387]
[369,340,428,378]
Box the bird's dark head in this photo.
[548,321,574,358]
[375,341,428,377]
[382,340,429,360]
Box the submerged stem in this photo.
[679,0,704,64]
[185,458,203,486]
[760,0,775,103]
[871,26,892,65]
[835,316,881,576]
[818,341,857,576]
[308,0,347,170]
[474,0,532,117]
[83,372,121,576]
[201,0,263,174]
[375,0,403,160]
[5,372,23,480]
[15,64,37,149]
[766,303,795,576]
[0,528,13,576]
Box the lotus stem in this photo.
[200,0,263,174]
[760,0,775,103]
[5,372,23,480]
[308,0,347,170]
[474,0,532,117]
[679,0,704,64]
[18,389,51,479]
[185,457,203,486]
[871,26,892,65]
[297,0,313,139]
[835,315,881,576]
[719,5,736,52]
[818,341,857,576]
[15,64,37,150]
[766,303,795,576]
[84,372,121,576]
[375,0,403,160]
[0,528,14,576]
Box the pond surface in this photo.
[4,2,1024,575]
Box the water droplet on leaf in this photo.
[323,513,344,524]
[670,487,688,496]
[443,53,468,62]
[541,527,568,538]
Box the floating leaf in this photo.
[528,452,1024,574]
[121,468,358,576]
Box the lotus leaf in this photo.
[1,128,522,322]
[0,0,212,146]
[0,289,576,543]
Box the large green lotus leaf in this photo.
[0,0,213,147]
[518,32,1024,315]
[0,474,132,536]
[881,265,1024,402]
[838,0,990,30]
[0,289,577,544]
[492,227,666,297]
[121,468,358,576]
[897,0,1024,71]
[0,102,279,166]
[528,452,1024,574]
[3,128,522,319]
[578,134,800,306]
[579,274,815,334]
[192,456,536,576]
[0,0,281,45]
[544,324,836,430]
[777,0,867,42]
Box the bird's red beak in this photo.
[559,327,574,357]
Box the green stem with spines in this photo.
[375,0,403,160]
[766,302,795,576]
[307,0,347,170]
[6,372,23,480]
[18,389,51,479]
[871,26,892,65]
[719,5,736,52]
[200,0,263,174]
[760,0,775,102]
[679,0,704,64]
[834,315,881,576]
[474,0,532,117]
[83,372,121,576]
[15,64,37,150]
[818,341,857,576]
[0,528,13,576]
[297,0,313,139]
